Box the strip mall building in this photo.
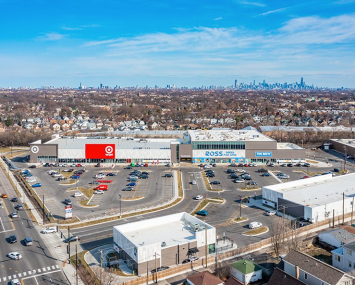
[29,129,305,165]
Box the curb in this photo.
[242,227,269,237]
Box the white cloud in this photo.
[38,32,65,41]
[214,17,223,21]
[258,7,289,16]
[238,1,265,7]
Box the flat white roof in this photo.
[264,173,355,208]
[114,212,214,248]
[330,139,355,150]
[188,129,274,142]
[277,143,303,150]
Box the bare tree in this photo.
[214,260,231,280]
[270,218,285,257]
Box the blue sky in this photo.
[1,0,355,88]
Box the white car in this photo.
[53,173,63,177]
[129,175,139,180]
[47,170,56,175]
[7,252,22,260]
[95,174,105,179]
[266,211,276,216]
[42,227,57,234]
[249,222,262,229]
[236,169,246,173]
[204,165,212,169]
[94,190,104,194]
[26,177,36,183]
[73,192,83,197]
[191,180,197,185]
[11,279,21,285]
[10,212,18,218]
[59,163,67,167]
[194,195,203,200]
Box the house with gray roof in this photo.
[319,228,355,249]
[332,240,355,273]
[284,249,354,285]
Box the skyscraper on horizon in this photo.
[234,79,237,88]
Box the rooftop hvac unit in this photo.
[161,242,166,247]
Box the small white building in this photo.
[262,174,355,223]
[230,259,262,284]
[319,228,355,249]
[332,241,355,272]
[113,212,216,275]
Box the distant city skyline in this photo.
[1,0,355,88]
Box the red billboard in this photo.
[85,144,116,159]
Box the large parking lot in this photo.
[24,165,176,220]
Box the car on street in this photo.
[164,173,173,178]
[32,183,42,188]
[266,211,276,216]
[24,237,33,246]
[122,187,134,191]
[151,266,169,273]
[64,198,72,205]
[261,173,271,177]
[191,180,197,185]
[62,169,72,172]
[2,194,8,198]
[206,173,215,177]
[210,181,221,185]
[11,278,21,285]
[29,165,37,168]
[64,235,80,243]
[9,235,17,243]
[11,197,18,202]
[106,173,116,176]
[94,190,104,194]
[242,175,252,180]
[333,168,340,173]
[249,222,262,229]
[279,175,290,179]
[7,252,22,260]
[73,192,83,197]
[42,227,57,234]
[124,166,132,169]
[303,163,310,167]
[15,204,23,210]
[10,212,18,218]
[194,195,203,200]
[233,178,245,183]
[302,175,310,179]
[196,210,208,216]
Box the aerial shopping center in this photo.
[29,128,306,165]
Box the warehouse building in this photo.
[262,173,355,223]
[29,128,305,164]
[330,139,355,158]
[112,212,216,274]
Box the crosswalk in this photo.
[40,232,67,262]
[0,265,60,282]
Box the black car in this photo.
[165,173,173,177]
[258,168,268,173]
[141,171,149,175]
[9,234,17,243]
[243,175,252,180]
[287,163,293,167]
[247,181,257,185]
[64,199,72,205]
[64,236,80,243]
[124,166,132,169]
[227,169,235,173]
[11,197,18,202]
[206,173,215,177]
[230,173,239,179]
[210,181,221,185]
[334,168,340,173]
[151,266,169,273]
[140,174,149,179]
[295,163,302,167]
[130,171,141,175]
[106,173,116,176]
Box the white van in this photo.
[249,222,262,229]
[26,177,36,183]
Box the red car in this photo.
[76,164,82,167]
[302,176,310,179]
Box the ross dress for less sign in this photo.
[85,144,116,159]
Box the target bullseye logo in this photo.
[105,146,114,157]
[31,146,39,153]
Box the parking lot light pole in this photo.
[119,194,122,218]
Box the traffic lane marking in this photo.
[2,198,15,230]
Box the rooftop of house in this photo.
[283,249,347,285]
[319,228,355,245]
[187,271,223,285]
[188,129,274,142]
[267,268,306,285]
[113,212,214,248]
[230,259,262,275]
[263,173,355,208]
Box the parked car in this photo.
[196,210,208,216]
[281,163,287,167]
[151,266,169,273]
[279,175,290,179]
[15,204,23,210]
[266,211,276,216]
[24,237,33,246]
[191,180,197,185]
[122,187,134,191]
[94,190,104,194]
[70,175,80,179]
[89,181,100,184]
[124,166,132,169]
[242,175,252,180]
[164,173,173,178]
[9,234,17,244]
[194,195,203,200]
[302,175,310,179]
[126,182,136,187]
[230,173,239,179]
[106,173,116,176]
[32,183,42,188]
[247,181,257,186]
[233,178,244,183]
[287,163,293,167]
[42,226,57,234]
[140,174,149,179]
[29,165,37,168]
[182,257,199,264]
[261,173,271,177]
[64,198,72,205]
[57,177,67,181]
[7,252,22,260]
[227,169,235,174]
[236,169,245,173]
[11,197,18,202]
[73,192,83,197]
[249,222,262,229]
[267,163,274,167]
[206,173,215,177]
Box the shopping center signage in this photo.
[204,150,240,157]
[255,152,272,157]
[64,205,72,219]
[85,144,116,159]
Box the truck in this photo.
[95,184,108,191]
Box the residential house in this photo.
[23,123,33,130]
[318,228,355,249]
[186,271,223,285]
[284,249,354,285]
[87,122,96,130]
[51,123,61,132]
[225,276,243,285]
[96,121,103,130]
[61,123,71,131]
[102,125,114,132]
[71,124,79,131]
[230,259,262,284]
[332,240,355,273]
[267,268,306,285]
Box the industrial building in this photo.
[330,139,355,158]
[262,173,355,223]
[29,128,305,164]
[112,212,216,274]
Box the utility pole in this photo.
[155,252,157,283]
[68,226,71,264]
[343,192,345,225]
[205,226,208,268]
[99,250,103,285]
[76,245,78,285]
[333,209,335,228]
[42,195,45,225]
